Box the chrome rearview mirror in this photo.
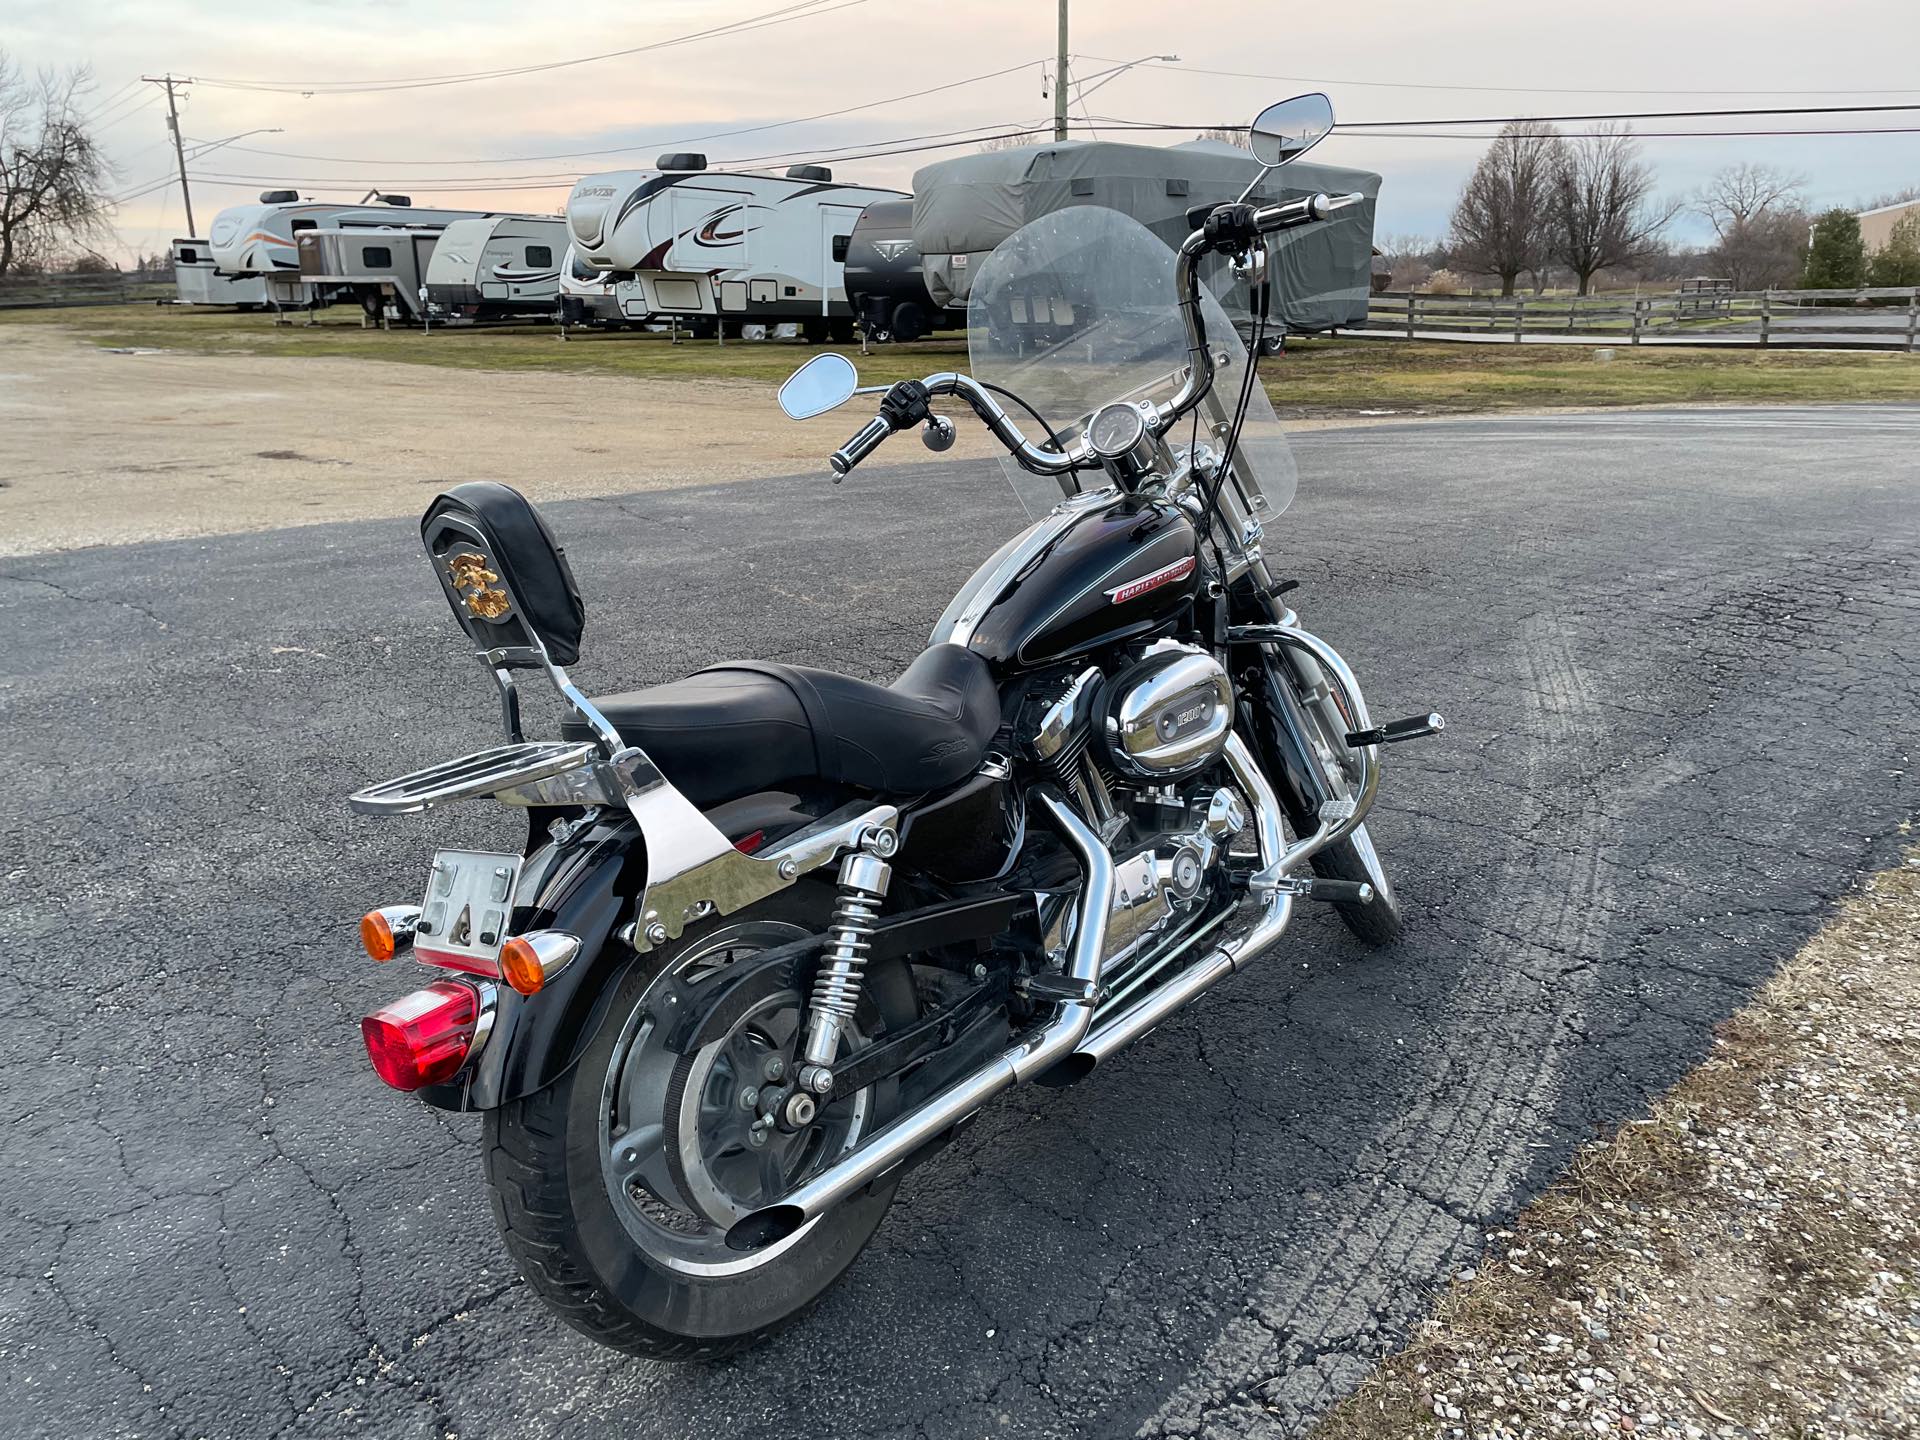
[778,352,859,420]
[1248,93,1334,168]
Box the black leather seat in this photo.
[563,645,1000,809]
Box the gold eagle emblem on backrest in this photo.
[447,550,511,620]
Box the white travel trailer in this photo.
[557,242,623,328]
[169,237,267,307]
[565,155,903,339]
[206,190,505,306]
[422,215,569,323]
[295,225,444,322]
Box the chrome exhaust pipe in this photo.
[726,789,1111,1250]
[1065,732,1296,1073]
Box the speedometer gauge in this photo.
[1088,402,1148,459]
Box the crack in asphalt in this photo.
[0,408,1914,1440]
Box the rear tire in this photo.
[483,888,913,1358]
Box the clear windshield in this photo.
[966,205,1297,526]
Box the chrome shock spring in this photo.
[798,850,893,1092]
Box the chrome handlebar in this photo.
[828,192,1362,478]
[1152,191,1360,433]
[829,372,1090,480]
[828,416,893,477]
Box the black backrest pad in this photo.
[420,483,586,666]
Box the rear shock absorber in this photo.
[797,841,895,1096]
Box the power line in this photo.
[195,58,1045,168]
[79,77,143,123]
[137,106,1920,213]
[186,0,865,95]
[1088,53,1920,99]
[1329,101,1920,128]
[88,89,163,133]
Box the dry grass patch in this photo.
[1315,850,1920,1440]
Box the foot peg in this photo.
[1285,876,1375,906]
[1345,712,1445,748]
[1021,972,1100,1005]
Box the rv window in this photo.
[179,247,198,262]
[361,245,393,266]
[525,245,553,267]
[290,219,317,233]
[831,235,851,263]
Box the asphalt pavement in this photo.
[2,405,1915,1440]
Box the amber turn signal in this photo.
[500,937,544,995]
[359,905,421,962]
[499,930,582,997]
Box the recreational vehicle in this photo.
[557,243,623,328]
[422,216,568,323]
[842,199,957,343]
[912,139,1381,340]
[206,191,505,306]
[169,237,267,308]
[565,155,903,339]
[294,225,443,322]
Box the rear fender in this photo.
[420,814,647,1111]
[422,787,901,1111]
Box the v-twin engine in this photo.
[1024,643,1247,984]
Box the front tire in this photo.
[483,888,913,1358]
[1311,825,1403,945]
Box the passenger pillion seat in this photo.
[561,646,1001,809]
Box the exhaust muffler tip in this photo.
[726,1204,806,1252]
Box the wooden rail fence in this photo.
[1351,286,1920,350]
[0,273,172,309]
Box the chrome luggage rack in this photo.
[348,740,602,816]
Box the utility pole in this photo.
[1054,0,1069,142]
[142,74,195,236]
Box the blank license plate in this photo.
[413,849,523,972]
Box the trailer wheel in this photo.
[801,318,828,345]
[829,318,855,344]
[888,302,926,344]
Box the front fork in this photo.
[1228,601,1401,899]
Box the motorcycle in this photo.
[349,94,1444,1359]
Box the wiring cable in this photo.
[186,1,865,95]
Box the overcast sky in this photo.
[10,0,1919,260]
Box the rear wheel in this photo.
[484,888,913,1358]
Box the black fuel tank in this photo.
[960,499,1200,671]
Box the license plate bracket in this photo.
[413,849,524,972]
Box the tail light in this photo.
[361,981,484,1091]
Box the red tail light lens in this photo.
[360,981,480,1091]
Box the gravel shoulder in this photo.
[0,326,998,556]
[1315,848,1920,1440]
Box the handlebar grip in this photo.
[1253,194,1329,234]
[829,415,894,478]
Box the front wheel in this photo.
[1286,658,1405,947]
[1311,824,1403,945]
[483,887,914,1358]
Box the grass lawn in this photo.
[7,302,1919,418]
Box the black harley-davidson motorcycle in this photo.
[350,95,1443,1358]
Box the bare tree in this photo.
[1858,183,1920,212]
[1694,163,1808,289]
[1446,122,1562,297]
[0,54,111,277]
[1375,231,1438,291]
[1194,126,1249,149]
[978,130,1042,152]
[1547,124,1677,295]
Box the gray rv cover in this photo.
[912,139,1380,332]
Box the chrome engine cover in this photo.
[1101,645,1234,778]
